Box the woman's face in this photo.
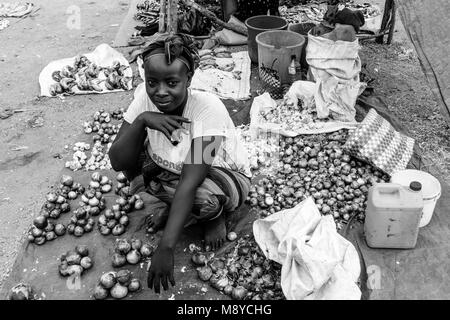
[144,54,192,114]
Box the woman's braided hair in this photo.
[141,33,200,74]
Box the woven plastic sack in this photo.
[343,108,415,176]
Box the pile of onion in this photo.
[193,235,284,300]
[111,107,125,120]
[59,245,93,277]
[65,142,90,171]
[27,175,84,245]
[111,238,154,268]
[94,270,141,300]
[115,172,130,197]
[246,130,390,228]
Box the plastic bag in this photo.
[253,197,361,300]
[306,33,366,122]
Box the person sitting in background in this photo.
[222,0,280,23]
[311,4,365,42]
[108,33,251,293]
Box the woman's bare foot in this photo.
[202,214,227,251]
[147,210,169,233]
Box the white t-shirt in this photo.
[124,83,251,178]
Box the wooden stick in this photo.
[168,0,178,34]
[181,0,248,36]
[159,0,167,33]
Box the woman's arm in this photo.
[147,135,223,293]
[109,112,191,174]
[109,117,147,173]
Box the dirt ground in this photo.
[1,0,449,294]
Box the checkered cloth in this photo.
[344,108,415,176]
[259,65,284,100]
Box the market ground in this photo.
[0,0,449,293]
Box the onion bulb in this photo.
[112,253,127,268]
[126,250,141,265]
[223,285,233,296]
[227,232,237,241]
[110,283,128,299]
[232,286,247,300]
[191,253,208,266]
[131,238,142,251]
[61,175,74,187]
[116,270,132,285]
[76,245,89,257]
[100,271,117,289]
[93,284,108,300]
[115,239,132,254]
[128,279,141,292]
[140,244,153,258]
[33,215,47,229]
[80,257,93,270]
[134,199,144,210]
[197,266,213,281]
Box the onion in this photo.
[191,253,208,266]
[131,239,142,251]
[33,215,47,229]
[197,266,213,281]
[31,226,43,238]
[80,257,93,270]
[223,285,234,296]
[45,231,56,241]
[34,237,46,245]
[112,224,125,236]
[66,265,84,276]
[91,172,101,182]
[106,220,117,229]
[74,226,84,237]
[115,239,132,254]
[44,222,54,232]
[46,193,58,203]
[112,253,127,268]
[105,209,115,219]
[88,197,100,207]
[84,224,94,233]
[209,259,225,273]
[100,175,110,186]
[61,175,74,187]
[227,232,237,241]
[9,283,33,300]
[117,172,127,183]
[140,243,153,258]
[67,224,76,234]
[66,251,82,265]
[119,215,129,226]
[98,215,107,226]
[211,276,229,291]
[93,284,109,300]
[99,226,110,235]
[60,203,70,213]
[126,250,141,265]
[110,283,128,299]
[67,191,77,200]
[101,184,112,193]
[76,245,89,257]
[232,286,247,300]
[76,219,87,227]
[116,270,132,285]
[100,271,117,289]
[134,199,144,210]
[128,279,141,292]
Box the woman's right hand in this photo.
[138,112,191,141]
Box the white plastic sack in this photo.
[253,197,361,300]
[39,43,133,97]
[306,33,366,122]
[249,86,358,137]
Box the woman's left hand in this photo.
[147,246,175,293]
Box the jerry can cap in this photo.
[410,181,422,191]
